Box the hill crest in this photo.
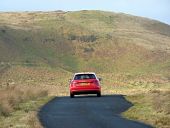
[0,10,170,74]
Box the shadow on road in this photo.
[38,95,153,128]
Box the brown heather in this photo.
[0,85,48,117]
[0,10,170,128]
[124,90,170,128]
[26,111,43,128]
[151,90,170,114]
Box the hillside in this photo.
[0,10,170,128]
[0,10,170,75]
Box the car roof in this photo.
[74,72,96,75]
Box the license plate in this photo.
[80,83,90,86]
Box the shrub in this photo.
[84,47,94,53]
[68,34,97,42]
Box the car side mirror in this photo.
[98,78,102,81]
[69,79,72,83]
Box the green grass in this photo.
[0,83,51,128]
[123,90,170,128]
[0,96,53,128]
[0,65,170,128]
[0,10,170,75]
[0,10,170,127]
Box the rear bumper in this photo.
[70,88,101,95]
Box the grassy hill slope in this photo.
[0,10,170,75]
[0,11,170,128]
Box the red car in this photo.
[69,72,101,98]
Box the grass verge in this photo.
[0,86,52,128]
[123,90,170,128]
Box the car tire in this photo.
[97,92,101,97]
[70,93,74,98]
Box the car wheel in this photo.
[70,93,74,98]
[97,92,101,97]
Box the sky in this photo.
[0,0,170,25]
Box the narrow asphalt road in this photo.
[38,95,153,128]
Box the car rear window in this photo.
[74,74,96,80]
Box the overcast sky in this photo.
[1,0,170,25]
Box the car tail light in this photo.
[72,81,78,86]
[93,80,99,86]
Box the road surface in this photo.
[38,95,153,128]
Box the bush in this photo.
[84,47,94,53]
[68,34,97,42]
[79,35,97,42]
